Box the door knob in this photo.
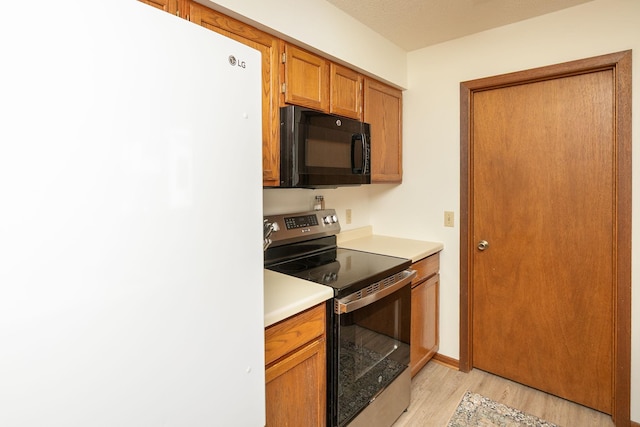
[477,240,489,251]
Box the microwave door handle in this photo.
[350,135,357,172]
[351,134,367,174]
[361,133,369,175]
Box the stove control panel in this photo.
[284,214,319,229]
[264,209,341,247]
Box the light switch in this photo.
[444,211,454,227]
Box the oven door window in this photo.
[336,283,411,426]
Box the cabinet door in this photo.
[363,78,403,183]
[330,63,362,120]
[410,273,439,377]
[188,1,281,186]
[138,0,182,16]
[265,338,326,427]
[281,44,330,112]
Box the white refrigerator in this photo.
[0,1,265,426]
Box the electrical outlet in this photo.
[444,211,454,227]
[345,209,352,224]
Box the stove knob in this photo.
[323,216,331,224]
[332,215,338,223]
[271,222,280,231]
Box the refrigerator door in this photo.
[0,1,264,426]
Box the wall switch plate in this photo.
[346,209,352,224]
[444,211,454,227]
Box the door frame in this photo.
[459,50,632,425]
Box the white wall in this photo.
[241,0,639,421]
[263,187,372,230]
[372,0,639,421]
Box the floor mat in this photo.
[447,391,559,427]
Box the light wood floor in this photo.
[392,361,615,427]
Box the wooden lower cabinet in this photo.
[265,303,326,426]
[410,253,440,377]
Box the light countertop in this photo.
[337,226,443,263]
[264,269,333,328]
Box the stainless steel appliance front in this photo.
[331,269,415,427]
[264,209,413,427]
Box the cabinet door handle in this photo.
[477,240,489,251]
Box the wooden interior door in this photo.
[460,51,632,424]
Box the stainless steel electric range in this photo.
[264,209,415,427]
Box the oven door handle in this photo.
[336,269,416,314]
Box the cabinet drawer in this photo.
[265,303,326,366]
[411,253,440,286]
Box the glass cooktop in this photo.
[266,247,411,298]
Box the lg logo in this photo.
[228,55,246,69]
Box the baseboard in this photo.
[431,353,459,370]
[630,421,639,427]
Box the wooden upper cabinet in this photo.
[187,1,281,186]
[363,78,403,183]
[330,63,363,120]
[281,46,362,121]
[281,43,330,112]
[138,0,182,16]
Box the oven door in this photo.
[329,269,416,427]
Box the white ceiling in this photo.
[325,0,595,51]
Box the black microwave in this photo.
[278,105,371,188]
